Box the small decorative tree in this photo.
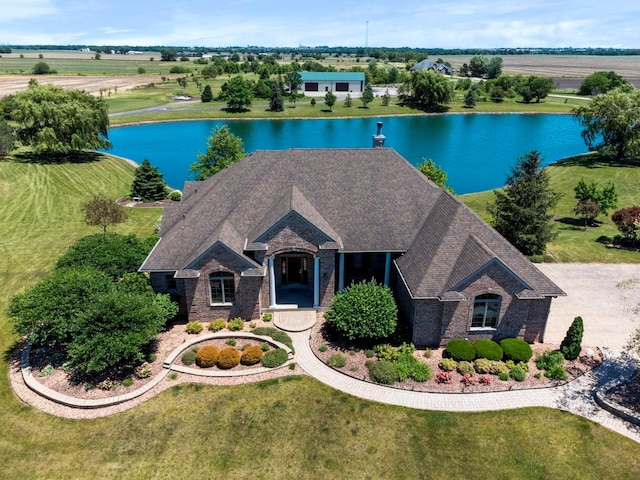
[612,206,640,245]
[310,98,316,107]
[381,89,391,106]
[344,93,352,107]
[560,316,584,360]
[201,84,213,103]
[325,279,397,342]
[417,158,453,193]
[82,194,128,233]
[324,91,337,112]
[361,84,374,108]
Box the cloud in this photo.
[0,0,58,23]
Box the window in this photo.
[304,82,318,92]
[335,82,349,92]
[471,294,501,329]
[209,272,235,304]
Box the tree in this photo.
[287,71,302,94]
[574,200,601,229]
[560,316,584,360]
[190,125,246,180]
[32,61,52,74]
[463,87,477,108]
[573,178,617,216]
[201,84,213,103]
[579,71,629,96]
[55,232,152,281]
[269,83,284,112]
[381,89,391,106]
[402,70,453,109]
[516,75,553,103]
[324,91,337,111]
[361,84,374,108]
[611,206,640,244]
[160,48,178,61]
[325,279,397,342]
[9,80,110,154]
[469,55,489,77]
[310,98,316,107]
[488,151,559,256]
[572,86,640,160]
[131,159,167,202]
[344,93,352,107]
[219,75,253,110]
[417,158,453,193]
[0,117,14,156]
[487,57,503,79]
[82,194,128,233]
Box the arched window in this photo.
[471,293,501,329]
[209,272,235,304]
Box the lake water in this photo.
[106,114,587,194]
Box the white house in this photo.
[299,72,365,94]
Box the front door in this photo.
[281,255,309,285]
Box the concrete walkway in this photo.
[290,331,640,443]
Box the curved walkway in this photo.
[290,331,640,443]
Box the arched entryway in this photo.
[274,253,314,307]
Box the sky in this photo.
[1,0,638,49]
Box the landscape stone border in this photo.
[594,373,640,427]
[20,332,294,408]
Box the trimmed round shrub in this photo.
[328,353,347,368]
[499,372,509,381]
[181,350,197,366]
[474,358,493,374]
[228,317,244,331]
[410,362,432,382]
[500,338,533,362]
[261,348,288,368]
[457,361,475,376]
[445,339,475,361]
[169,191,182,201]
[208,318,226,332]
[439,358,458,372]
[185,321,203,334]
[217,347,241,369]
[368,360,397,385]
[240,345,264,365]
[510,365,526,382]
[196,345,219,368]
[473,339,503,361]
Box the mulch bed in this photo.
[310,319,603,393]
[607,372,640,414]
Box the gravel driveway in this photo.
[537,263,640,350]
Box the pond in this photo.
[106,114,587,194]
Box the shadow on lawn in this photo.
[7,151,103,165]
[551,153,640,168]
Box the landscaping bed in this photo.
[607,372,640,415]
[310,320,602,393]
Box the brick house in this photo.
[140,145,564,347]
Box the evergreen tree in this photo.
[464,88,477,108]
[344,93,352,107]
[201,84,213,103]
[269,83,284,112]
[560,316,584,360]
[0,117,14,156]
[361,84,374,108]
[131,159,167,202]
[488,150,559,256]
[381,89,391,106]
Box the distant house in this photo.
[298,72,365,94]
[411,59,454,75]
[140,132,564,347]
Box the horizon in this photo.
[1,0,638,49]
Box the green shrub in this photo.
[560,316,584,360]
[473,339,503,360]
[410,362,432,382]
[368,360,397,385]
[262,312,273,322]
[181,350,197,366]
[319,345,328,352]
[500,338,533,362]
[134,362,152,379]
[122,377,133,387]
[499,372,509,381]
[225,338,237,346]
[536,350,565,371]
[423,348,432,359]
[534,372,542,379]
[261,348,289,368]
[168,372,178,380]
[185,321,203,334]
[457,361,475,376]
[445,339,475,361]
[365,349,376,358]
[374,344,398,362]
[325,279,398,341]
[169,191,182,201]
[39,364,54,377]
[228,317,244,331]
[252,327,294,352]
[545,364,569,380]
[260,342,270,352]
[217,347,241,369]
[510,365,526,382]
[208,318,226,332]
[196,345,219,367]
[241,345,264,365]
[491,361,510,376]
[328,353,347,368]
[474,358,493,374]
[439,358,458,372]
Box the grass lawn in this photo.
[1,152,639,478]
[459,153,640,263]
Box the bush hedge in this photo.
[217,347,241,369]
[181,350,197,366]
[251,327,294,352]
[240,345,263,365]
[185,321,203,334]
[195,345,219,368]
[473,339,503,361]
[328,353,347,368]
[208,318,226,332]
[368,360,397,385]
[445,339,475,361]
[227,317,244,331]
[261,348,288,368]
[500,338,533,362]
